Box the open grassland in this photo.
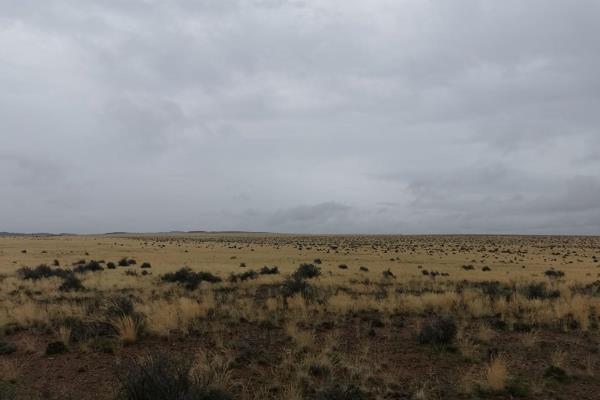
[0,234,600,399]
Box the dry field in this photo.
[0,233,599,399]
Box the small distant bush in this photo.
[259,266,279,275]
[338,264,348,270]
[313,258,322,264]
[476,281,513,299]
[162,267,222,290]
[118,258,131,267]
[228,270,258,283]
[292,264,321,280]
[359,266,369,272]
[59,274,85,292]
[239,262,247,268]
[418,316,457,346]
[462,264,475,271]
[18,264,71,280]
[107,262,116,269]
[382,269,395,279]
[73,260,104,273]
[140,262,152,269]
[523,282,560,300]
[544,269,565,279]
[53,259,60,266]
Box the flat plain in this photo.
[1,233,599,399]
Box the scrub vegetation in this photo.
[0,233,599,399]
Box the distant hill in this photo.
[0,232,62,236]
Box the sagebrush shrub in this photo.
[259,266,279,275]
[18,264,70,280]
[293,264,321,280]
[59,274,85,292]
[228,270,258,283]
[73,260,104,273]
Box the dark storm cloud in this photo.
[1,0,599,234]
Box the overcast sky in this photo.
[1,0,599,234]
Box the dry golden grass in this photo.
[412,386,428,400]
[3,234,599,283]
[2,234,600,399]
[457,337,479,361]
[475,323,496,344]
[521,331,540,349]
[189,349,236,393]
[57,325,72,346]
[114,315,138,345]
[285,321,314,350]
[281,384,303,400]
[486,356,508,392]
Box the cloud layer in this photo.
[1,0,599,234]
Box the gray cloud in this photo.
[1,0,599,234]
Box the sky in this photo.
[1,0,599,234]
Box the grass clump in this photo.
[117,353,234,400]
[486,356,508,392]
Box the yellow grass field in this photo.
[2,233,598,280]
[0,234,599,399]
